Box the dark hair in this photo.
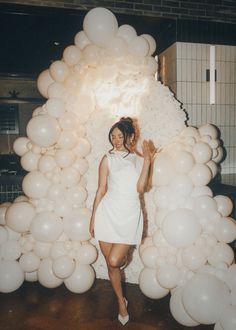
[108,117,136,156]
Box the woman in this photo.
[89,117,157,325]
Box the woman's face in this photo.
[111,127,125,151]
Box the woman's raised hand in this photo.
[142,140,161,162]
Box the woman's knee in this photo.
[108,254,122,268]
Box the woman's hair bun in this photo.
[120,117,133,124]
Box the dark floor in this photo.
[0,279,214,330]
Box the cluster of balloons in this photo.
[139,124,236,329]
[0,6,235,330]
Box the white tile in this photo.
[201,44,208,60]
[220,62,226,83]
[225,46,231,62]
[187,83,192,104]
[225,63,230,83]
[220,84,226,105]
[202,82,207,104]
[187,60,192,81]
[191,60,197,82]
[186,43,192,59]
[229,84,235,105]
[229,46,234,62]
[201,60,208,82]
[196,44,202,60]
[191,43,197,60]
[182,82,187,103]
[221,46,226,61]
[176,42,181,59]
[225,85,230,105]
[229,62,235,83]
[196,60,202,82]
[216,83,221,104]
[177,58,182,81]
[181,43,187,59]
[192,83,197,104]
[182,59,187,81]
[196,82,202,104]
[177,81,182,99]
[216,45,221,61]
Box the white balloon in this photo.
[141,34,156,55]
[6,226,21,240]
[83,8,118,46]
[22,171,50,199]
[57,130,77,150]
[47,183,66,200]
[153,153,176,186]
[60,167,81,187]
[53,198,72,217]
[214,217,236,243]
[174,150,195,174]
[156,265,179,289]
[1,240,21,260]
[63,208,91,241]
[19,252,40,272]
[37,69,54,98]
[183,273,230,324]
[55,149,75,168]
[153,186,171,209]
[0,260,24,293]
[33,241,52,258]
[199,124,218,139]
[48,82,66,99]
[219,305,236,330]
[192,142,212,164]
[189,164,212,186]
[226,264,236,290]
[58,112,79,130]
[180,126,200,140]
[170,174,193,198]
[162,209,201,247]
[213,146,224,163]
[207,160,218,178]
[6,201,35,233]
[0,226,8,244]
[74,31,90,49]
[214,195,233,217]
[73,138,91,158]
[25,271,38,282]
[52,255,75,279]
[170,288,200,327]
[154,209,169,228]
[208,242,234,266]
[66,186,87,207]
[64,263,95,293]
[192,195,217,217]
[128,36,149,57]
[107,37,128,57]
[38,154,57,173]
[139,267,169,299]
[63,45,82,66]
[76,243,97,264]
[46,98,65,118]
[72,158,88,175]
[182,245,207,270]
[13,137,29,156]
[30,211,63,242]
[191,186,213,198]
[26,115,61,147]
[14,195,29,203]
[117,24,137,44]
[50,241,68,259]
[141,246,158,269]
[50,60,70,82]
[38,258,63,288]
[144,56,158,75]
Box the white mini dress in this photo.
[94,150,143,245]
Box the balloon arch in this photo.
[0,7,236,329]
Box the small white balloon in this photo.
[74,31,90,49]
[128,36,149,57]
[38,258,63,288]
[37,69,54,98]
[117,24,137,44]
[139,267,169,299]
[50,60,70,82]
[63,45,82,66]
[76,244,97,264]
[64,263,95,293]
[19,252,40,272]
[52,255,75,279]
[141,34,156,55]
[189,164,212,186]
[0,260,24,293]
[13,137,30,156]
[214,195,233,217]
[156,265,179,289]
[22,171,50,199]
[46,98,65,118]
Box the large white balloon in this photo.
[6,201,35,233]
[37,69,54,98]
[33,241,52,259]
[182,274,230,324]
[189,164,212,186]
[214,217,236,243]
[139,268,169,299]
[1,240,21,260]
[169,288,200,327]
[63,208,91,241]
[117,24,137,44]
[162,209,201,247]
[199,124,218,139]
[153,153,176,186]
[19,252,40,272]
[83,7,118,46]
[214,195,233,217]
[38,258,63,288]
[141,246,158,269]
[76,243,97,264]
[26,115,61,147]
[182,245,207,270]
[22,171,50,199]
[0,260,24,293]
[20,151,40,172]
[208,242,234,266]
[64,263,95,293]
[30,211,63,242]
[50,60,70,82]
[192,142,212,163]
[156,265,179,289]
[173,150,195,174]
[52,255,75,279]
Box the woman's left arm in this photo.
[136,140,152,193]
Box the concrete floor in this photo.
[0,279,213,330]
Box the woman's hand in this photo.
[142,140,162,163]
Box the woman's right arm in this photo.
[89,155,108,237]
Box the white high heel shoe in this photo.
[118,298,129,326]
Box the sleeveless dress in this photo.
[94,150,143,245]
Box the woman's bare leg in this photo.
[99,241,131,317]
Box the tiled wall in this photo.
[159,42,236,174]
[1,0,236,23]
